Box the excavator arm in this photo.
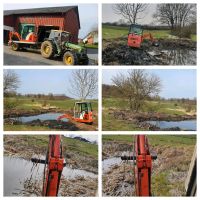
[31,135,65,196]
[121,135,157,196]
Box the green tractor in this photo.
[41,30,89,65]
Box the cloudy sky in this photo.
[102,69,196,99]
[102,4,158,25]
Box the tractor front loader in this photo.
[8,24,89,65]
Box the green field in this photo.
[103,134,196,147]
[102,25,196,41]
[4,97,98,112]
[4,135,98,159]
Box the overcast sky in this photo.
[102,69,196,99]
[102,4,157,25]
[6,69,98,99]
[4,4,98,38]
[65,134,98,144]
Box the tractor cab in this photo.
[74,102,93,124]
[127,24,143,48]
[48,30,71,43]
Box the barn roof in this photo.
[4,6,80,28]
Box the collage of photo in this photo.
[2,2,197,198]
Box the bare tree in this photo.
[112,69,162,112]
[4,70,20,96]
[154,4,196,29]
[113,4,148,24]
[69,69,98,100]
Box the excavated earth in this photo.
[102,139,195,196]
[4,109,98,131]
[102,38,196,65]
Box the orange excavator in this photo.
[121,135,157,196]
[31,135,66,196]
[57,102,93,125]
[127,24,159,48]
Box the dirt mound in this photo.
[102,38,196,65]
[103,43,162,65]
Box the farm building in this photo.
[83,31,98,45]
[4,6,80,44]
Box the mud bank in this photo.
[4,110,98,131]
[4,108,66,118]
[102,38,196,65]
[110,109,196,130]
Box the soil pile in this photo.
[102,38,196,65]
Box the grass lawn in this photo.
[4,124,53,131]
[102,25,196,41]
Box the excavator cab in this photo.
[74,102,93,124]
[127,24,159,48]
[20,24,35,40]
[127,24,143,48]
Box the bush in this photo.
[4,99,19,111]
[171,27,192,38]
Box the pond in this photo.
[11,113,68,123]
[146,120,196,130]
[102,157,122,173]
[4,156,97,196]
[148,49,196,65]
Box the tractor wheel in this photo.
[82,58,89,65]
[63,51,78,65]
[11,43,19,51]
[41,41,55,58]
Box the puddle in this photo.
[10,113,68,123]
[150,49,196,65]
[102,157,122,173]
[146,120,196,130]
[4,156,97,196]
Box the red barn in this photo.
[4,6,80,44]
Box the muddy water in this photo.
[4,156,97,196]
[102,157,122,173]
[148,49,196,65]
[11,113,68,123]
[146,120,196,130]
